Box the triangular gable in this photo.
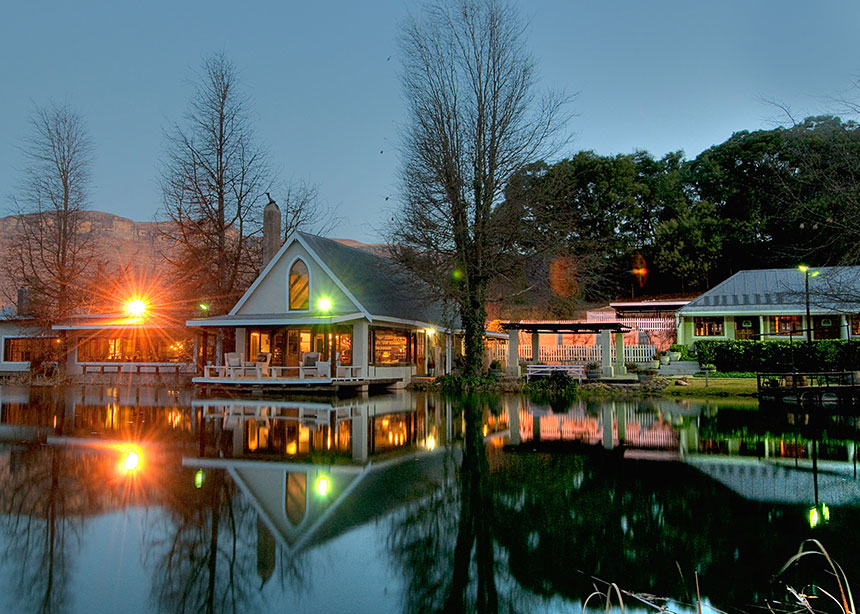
[230,233,371,320]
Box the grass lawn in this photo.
[662,377,758,398]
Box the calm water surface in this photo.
[0,385,858,613]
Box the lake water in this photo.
[0,385,858,613]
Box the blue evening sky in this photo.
[2,1,858,243]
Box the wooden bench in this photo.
[525,364,586,382]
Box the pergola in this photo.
[500,321,632,377]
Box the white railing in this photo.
[584,313,676,331]
[517,344,656,364]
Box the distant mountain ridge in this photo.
[0,211,385,309]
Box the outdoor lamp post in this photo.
[798,265,820,344]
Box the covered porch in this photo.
[502,321,632,378]
[188,314,454,389]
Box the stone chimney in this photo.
[17,287,30,317]
[262,193,282,268]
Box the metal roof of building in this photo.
[679,267,860,315]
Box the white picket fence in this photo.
[514,344,656,364]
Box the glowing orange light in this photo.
[632,253,648,287]
[123,450,141,472]
[126,298,148,318]
[286,441,297,455]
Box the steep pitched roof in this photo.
[680,267,860,315]
[298,232,452,325]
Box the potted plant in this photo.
[658,352,670,366]
[668,349,682,362]
[585,361,601,380]
[649,354,660,370]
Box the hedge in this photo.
[694,339,860,372]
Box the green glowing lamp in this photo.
[199,303,209,311]
[798,264,820,277]
[315,475,330,496]
[808,503,830,528]
[318,297,332,312]
[195,469,205,489]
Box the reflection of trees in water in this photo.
[144,469,258,614]
[143,468,308,614]
[389,396,860,613]
[0,446,110,614]
[389,395,502,613]
[491,454,860,612]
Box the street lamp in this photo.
[798,265,820,344]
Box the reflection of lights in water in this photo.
[123,450,141,472]
[388,432,393,444]
[483,424,488,437]
[808,503,831,528]
[316,476,329,496]
[426,435,436,450]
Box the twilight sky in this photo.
[2,0,859,243]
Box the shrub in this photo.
[669,343,695,361]
[523,370,578,399]
[693,339,860,372]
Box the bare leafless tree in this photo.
[159,52,272,315]
[3,103,97,325]
[276,177,341,240]
[389,0,570,376]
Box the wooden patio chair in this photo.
[252,352,272,377]
[301,352,321,377]
[224,352,243,377]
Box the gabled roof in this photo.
[679,267,860,315]
[227,231,453,327]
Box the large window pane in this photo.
[372,329,408,364]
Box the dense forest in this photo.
[498,115,860,311]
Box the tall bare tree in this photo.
[276,177,341,240]
[159,52,272,315]
[4,102,97,325]
[390,0,569,377]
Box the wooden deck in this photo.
[192,371,402,392]
[757,371,860,409]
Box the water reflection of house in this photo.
[509,398,680,450]
[183,448,451,562]
[194,394,458,463]
[189,231,456,389]
[687,456,860,505]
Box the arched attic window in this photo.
[289,259,310,310]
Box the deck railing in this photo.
[515,344,656,364]
[584,313,676,330]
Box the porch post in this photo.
[507,329,519,377]
[600,329,613,377]
[507,396,521,445]
[353,321,369,378]
[235,328,247,362]
[841,315,850,339]
[445,334,453,374]
[614,331,626,375]
[531,331,540,363]
[352,404,369,463]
